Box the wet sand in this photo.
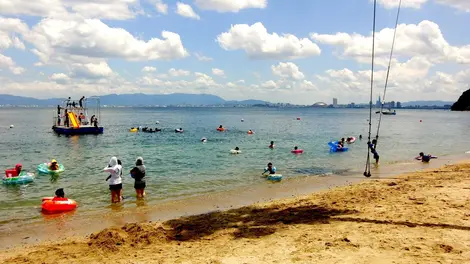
[1,158,470,263]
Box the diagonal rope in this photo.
[375,0,402,149]
[364,0,378,178]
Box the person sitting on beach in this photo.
[416,152,437,162]
[104,157,123,203]
[49,160,59,171]
[130,157,146,199]
[263,162,277,175]
[269,141,275,148]
[368,139,379,164]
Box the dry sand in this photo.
[2,162,470,264]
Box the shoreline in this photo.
[2,157,470,263]
[0,152,468,249]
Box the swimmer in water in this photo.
[416,152,437,162]
[359,135,363,140]
[269,141,275,148]
[235,147,240,151]
[201,137,207,143]
[263,162,277,175]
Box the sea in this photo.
[0,107,469,241]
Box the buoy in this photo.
[10,125,14,128]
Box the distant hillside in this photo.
[401,100,454,107]
[451,89,470,111]
[0,93,270,106]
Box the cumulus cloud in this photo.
[142,66,157,72]
[377,0,428,9]
[24,15,189,64]
[271,62,304,80]
[153,0,169,14]
[169,68,190,77]
[0,0,141,20]
[0,54,25,74]
[194,0,266,12]
[212,68,225,77]
[176,2,200,20]
[310,20,470,65]
[435,0,470,12]
[194,52,213,61]
[70,61,114,78]
[0,17,29,50]
[49,73,71,84]
[217,22,321,60]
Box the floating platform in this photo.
[52,125,104,135]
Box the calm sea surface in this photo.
[0,107,469,226]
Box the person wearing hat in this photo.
[49,159,59,171]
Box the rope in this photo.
[364,0,378,178]
[375,0,402,148]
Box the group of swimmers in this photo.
[103,156,146,203]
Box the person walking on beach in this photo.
[104,157,123,203]
[130,157,146,198]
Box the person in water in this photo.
[359,135,363,140]
[15,163,22,175]
[263,162,277,175]
[49,160,59,171]
[104,157,123,203]
[218,125,223,129]
[416,152,436,162]
[337,141,344,150]
[201,137,207,143]
[269,141,275,148]
[294,146,299,151]
[368,139,379,164]
[248,130,254,134]
[235,147,240,151]
[54,188,65,199]
[130,157,146,198]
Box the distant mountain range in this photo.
[0,94,269,106]
[0,94,456,107]
[401,100,454,107]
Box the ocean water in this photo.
[0,107,469,226]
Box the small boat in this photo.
[376,109,396,115]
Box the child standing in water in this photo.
[104,157,123,203]
[130,157,146,198]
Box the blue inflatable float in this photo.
[328,141,348,152]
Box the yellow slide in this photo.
[68,112,80,129]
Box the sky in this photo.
[0,0,469,104]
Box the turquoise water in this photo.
[1,107,469,226]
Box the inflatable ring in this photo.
[2,172,35,185]
[42,197,77,213]
[267,174,283,181]
[37,163,65,174]
[230,149,242,154]
[328,141,349,152]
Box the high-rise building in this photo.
[396,101,402,108]
[333,98,338,107]
[376,95,382,108]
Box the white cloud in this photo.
[212,68,225,77]
[176,2,200,20]
[0,0,141,20]
[435,0,470,12]
[70,61,113,78]
[194,52,213,61]
[154,0,168,14]
[194,0,267,12]
[377,0,428,9]
[24,15,189,64]
[217,22,321,60]
[49,73,71,84]
[310,20,470,65]
[142,66,157,72]
[0,17,29,50]
[0,54,25,74]
[169,68,190,77]
[271,62,304,80]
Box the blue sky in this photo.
[0,0,469,104]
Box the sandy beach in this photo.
[2,161,470,263]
